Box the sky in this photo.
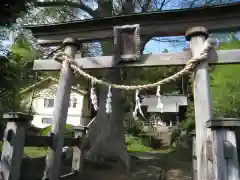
[144,32,240,54]
[144,37,187,53]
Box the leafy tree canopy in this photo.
[0,0,32,26]
[211,34,240,117]
[0,36,38,116]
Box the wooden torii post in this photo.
[42,38,79,180]
[186,27,214,180]
[0,113,33,180]
[206,118,240,180]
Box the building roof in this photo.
[19,77,87,95]
[142,95,188,113]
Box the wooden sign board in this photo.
[114,24,140,62]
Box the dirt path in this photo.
[79,150,192,180]
[20,148,193,180]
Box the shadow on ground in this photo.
[79,148,192,180]
[18,146,192,180]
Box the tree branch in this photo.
[152,37,185,47]
[159,0,172,11]
[34,1,100,18]
[119,0,134,15]
[142,0,151,12]
[188,0,199,8]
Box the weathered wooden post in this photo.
[0,112,33,180]
[71,126,88,174]
[190,130,197,180]
[43,38,79,180]
[185,27,214,180]
[206,118,240,180]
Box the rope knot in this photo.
[52,52,74,64]
[206,37,217,49]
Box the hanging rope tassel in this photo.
[105,86,112,114]
[156,85,164,113]
[133,89,145,119]
[90,81,98,111]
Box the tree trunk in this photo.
[82,0,130,169]
[84,68,129,169]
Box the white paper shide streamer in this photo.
[105,86,112,114]
[90,81,98,111]
[156,85,164,113]
[133,89,145,119]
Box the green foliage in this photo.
[211,65,240,117]
[210,34,240,118]
[11,37,36,60]
[124,122,142,136]
[126,66,182,95]
[125,134,153,152]
[182,102,195,132]
[217,34,240,50]
[40,124,74,137]
[0,0,32,26]
[0,36,38,118]
[170,127,181,144]
[182,118,195,133]
[162,49,169,53]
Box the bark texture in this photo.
[84,69,129,169]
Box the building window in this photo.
[42,118,52,124]
[69,97,77,108]
[44,98,54,108]
[72,98,77,108]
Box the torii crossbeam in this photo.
[25,2,240,47]
[33,49,240,71]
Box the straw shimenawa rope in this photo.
[53,37,216,91]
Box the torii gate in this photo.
[26,2,240,180]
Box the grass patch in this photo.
[125,134,176,153]
[167,145,192,162]
[0,140,47,158]
[40,124,74,137]
[24,147,47,158]
[126,134,154,152]
[0,133,174,157]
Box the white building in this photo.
[141,95,188,146]
[20,77,90,129]
[141,95,188,127]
